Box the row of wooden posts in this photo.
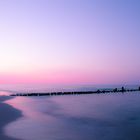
[11,86,140,97]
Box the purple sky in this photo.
[0,0,140,85]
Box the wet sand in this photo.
[0,96,22,140]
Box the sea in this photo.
[1,84,140,140]
[0,84,139,95]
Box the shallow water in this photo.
[5,92,140,140]
[0,84,139,94]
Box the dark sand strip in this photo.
[0,96,22,140]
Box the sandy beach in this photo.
[0,96,22,140]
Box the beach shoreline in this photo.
[0,96,22,140]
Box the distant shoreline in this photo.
[0,96,22,140]
[11,86,140,97]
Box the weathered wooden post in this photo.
[121,87,125,92]
[113,88,118,92]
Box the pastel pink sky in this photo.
[0,0,140,85]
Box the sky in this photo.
[0,0,140,86]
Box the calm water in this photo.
[0,84,139,94]
[4,92,140,140]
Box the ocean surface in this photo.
[4,92,140,140]
[0,84,139,95]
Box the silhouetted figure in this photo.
[121,87,125,92]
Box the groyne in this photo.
[11,86,140,97]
